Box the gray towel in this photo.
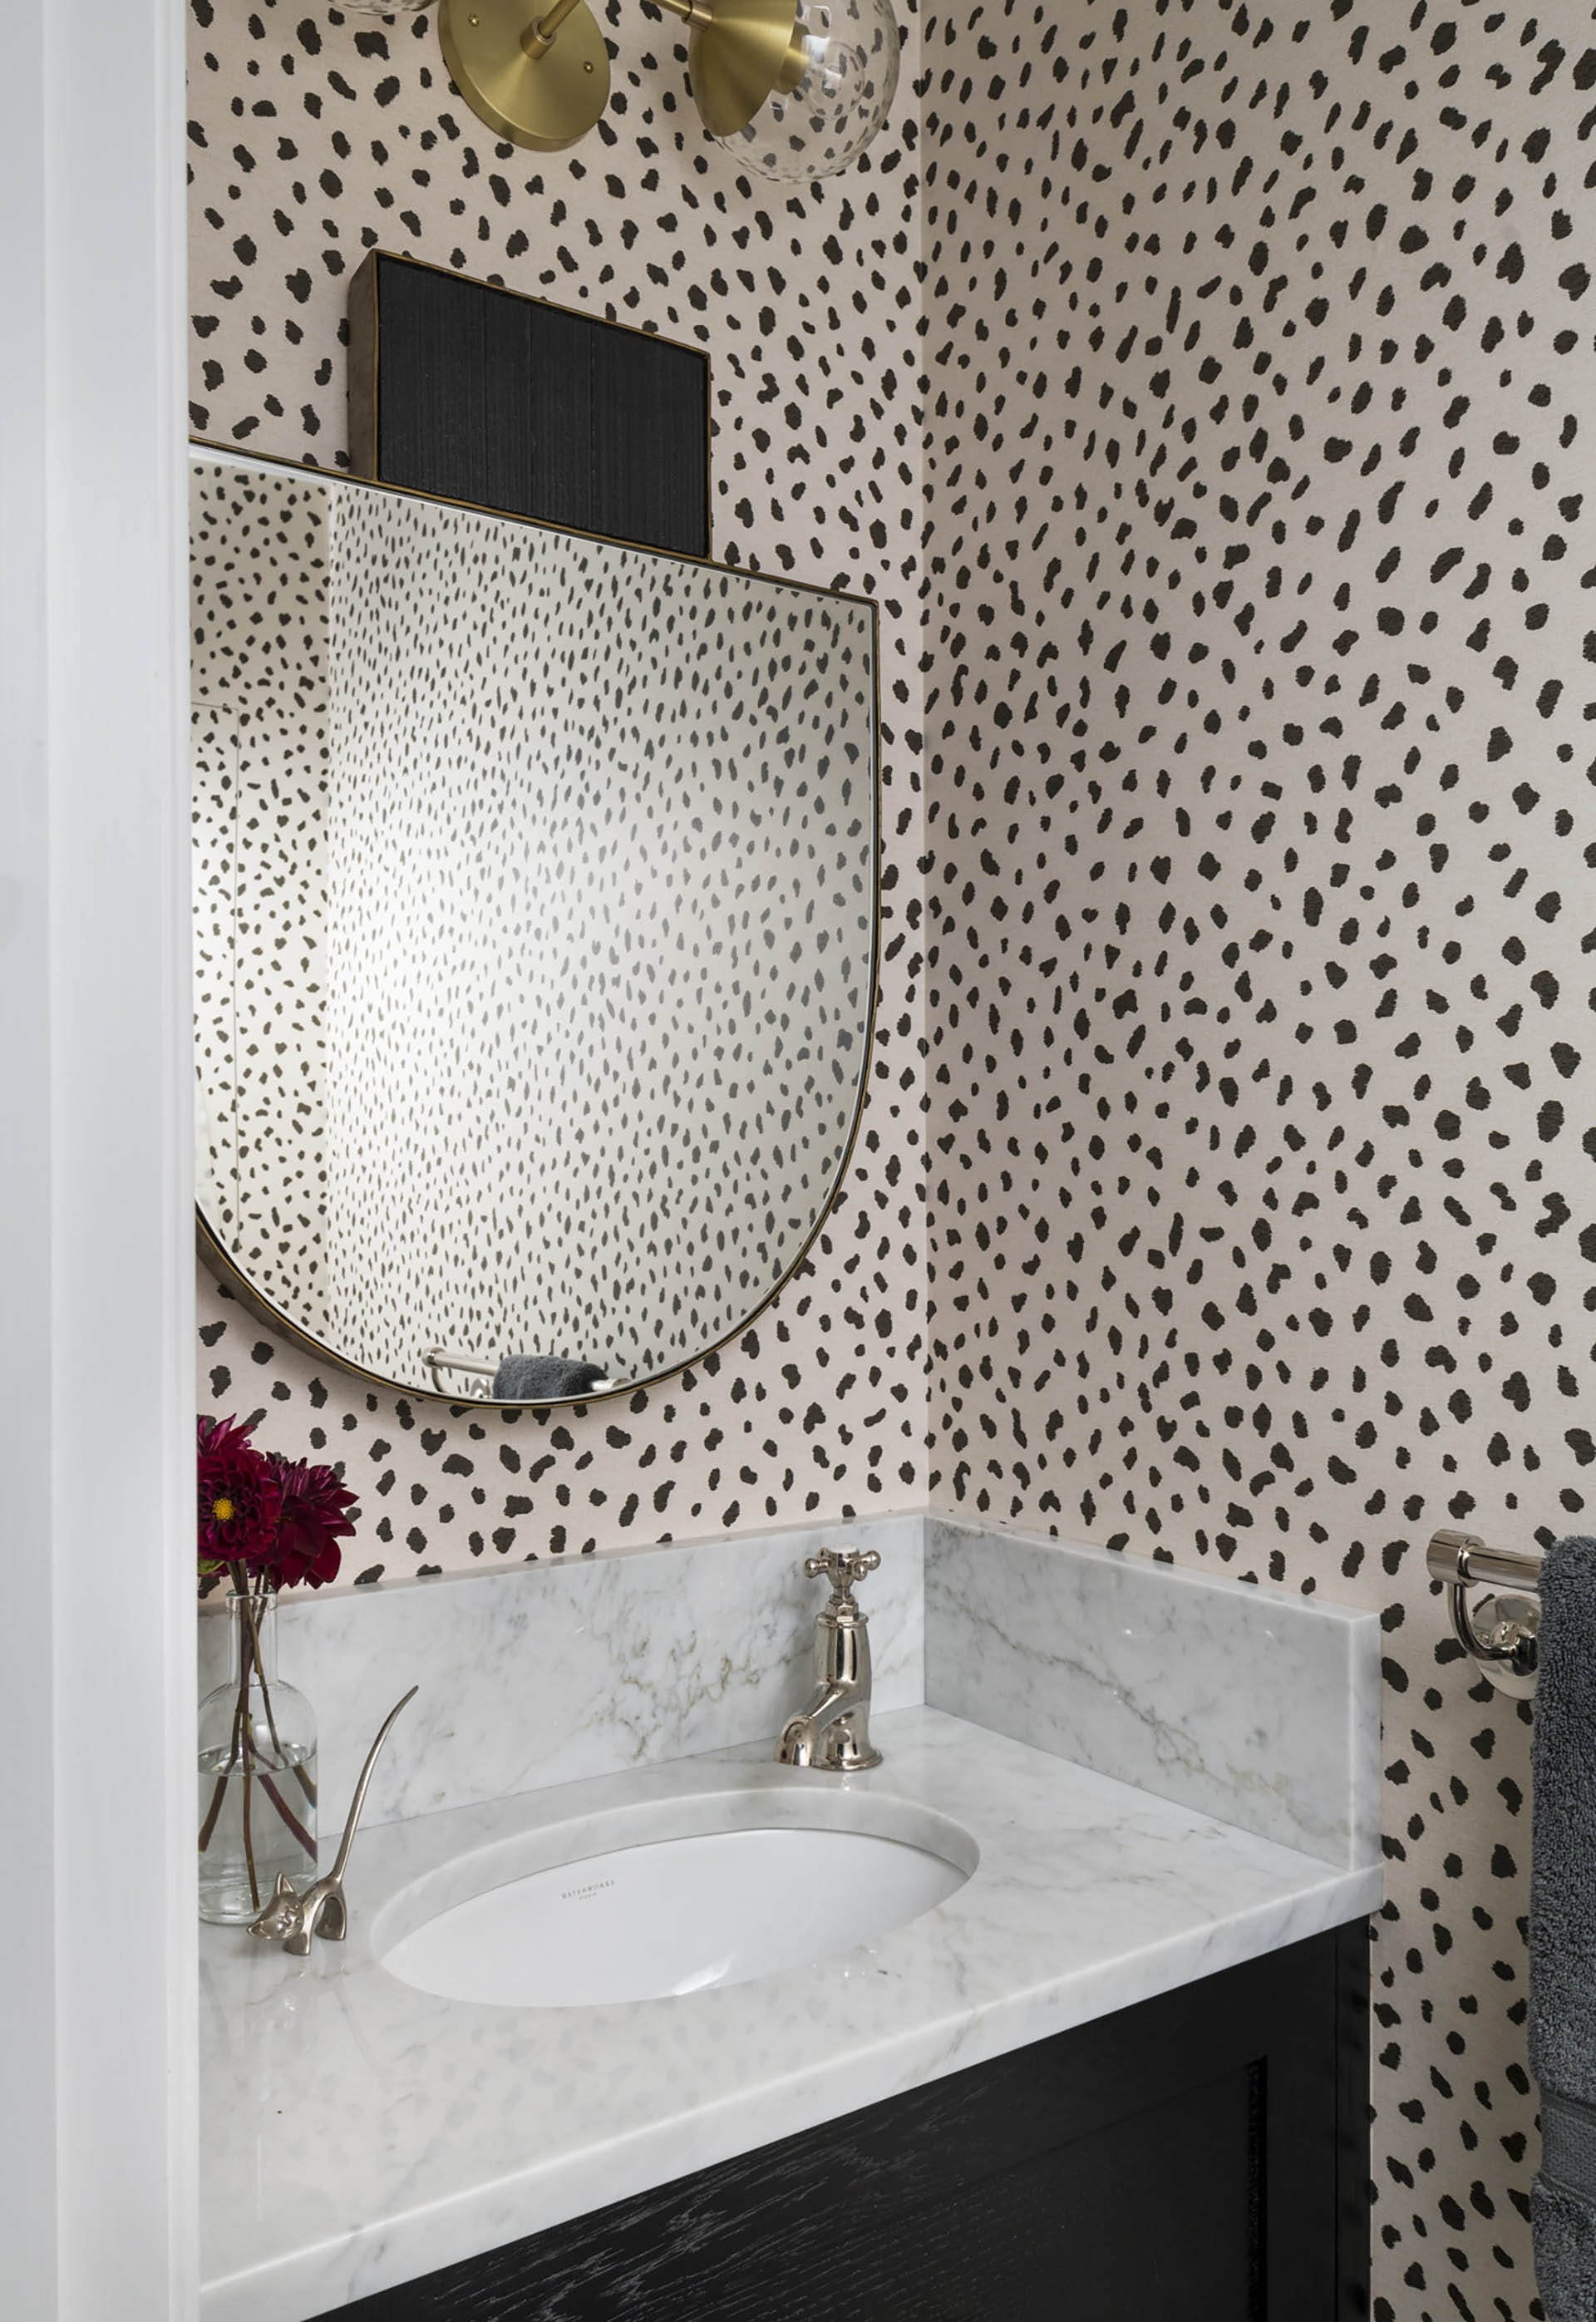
[1530,1533,1596,2319]
[490,1353,605,1401]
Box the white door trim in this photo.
[0,0,197,2314]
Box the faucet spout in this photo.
[775,1547,884,1772]
[777,1680,857,1767]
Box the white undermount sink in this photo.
[378,1797,975,2008]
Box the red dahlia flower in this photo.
[264,1456,359,1590]
[196,1413,283,1573]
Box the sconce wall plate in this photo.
[438,0,611,151]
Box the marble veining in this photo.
[201,1510,1377,1867]
[200,1708,1380,2322]
[198,1515,923,1832]
[925,1517,1382,1868]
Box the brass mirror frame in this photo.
[189,437,882,1412]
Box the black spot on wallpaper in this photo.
[190,0,1596,2310]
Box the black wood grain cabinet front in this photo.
[318,1923,1370,2321]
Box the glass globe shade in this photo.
[717,0,901,185]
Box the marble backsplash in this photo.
[924,1517,1381,1870]
[198,1516,925,1836]
[199,1513,1379,1869]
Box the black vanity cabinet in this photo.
[324,1925,1369,2322]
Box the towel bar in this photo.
[1427,1527,1541,1698]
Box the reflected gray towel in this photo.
[1531,1533,1596,2320]
[491,1353,604,1401]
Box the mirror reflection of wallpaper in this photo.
[191,463,332,1310]
[190,455,876,1393]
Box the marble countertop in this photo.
[200,1707,1380,2321]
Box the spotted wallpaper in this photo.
[924,4,1596,2316]
[192,456,875,1391]
[188,0,1595,2313]
[187,0,927,1541]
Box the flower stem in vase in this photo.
[243,1573,317,1810]
[256,1772,315,1859]
[199,1565,253,1856]
[237,1580,319,1854]
[196,1770,228,1856]
[197,1670,246,1855]
[237,1583,261,1911]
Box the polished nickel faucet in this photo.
[776,1547,882,1772]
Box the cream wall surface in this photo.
[924,7,1596,2317]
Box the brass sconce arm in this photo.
[520,0,589,62]
[648,0,717,28]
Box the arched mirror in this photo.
[190,449,878,1404]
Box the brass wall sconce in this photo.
[436,0,900,181]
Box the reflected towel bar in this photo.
[422,1347,496,1395]
[1427,1527,1542,1698]
[421,1347,619,1398]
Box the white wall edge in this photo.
[0,0,197,2313]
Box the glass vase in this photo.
[197,1590,318,1925]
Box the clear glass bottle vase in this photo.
[197,1590,318,1925]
